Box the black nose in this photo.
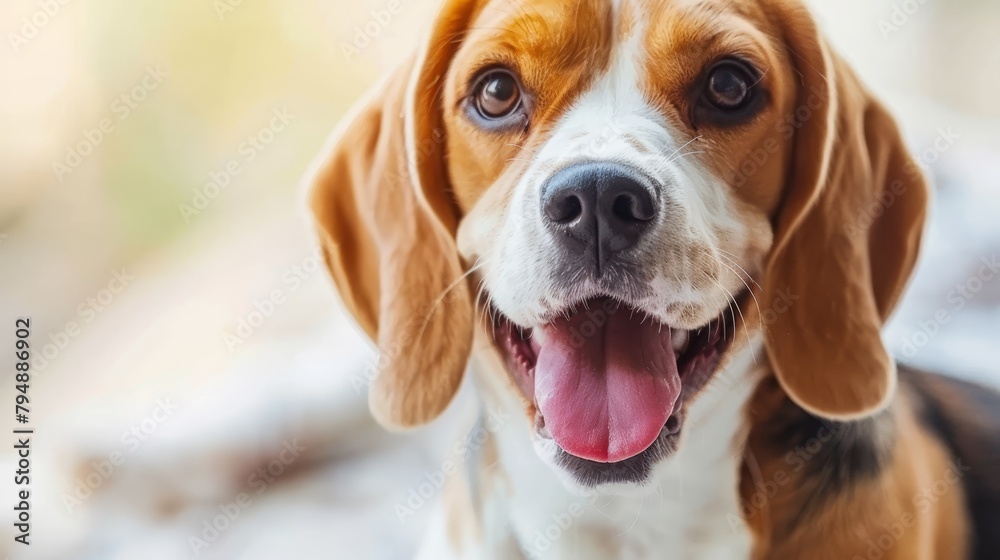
[540,162,657,273]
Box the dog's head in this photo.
[309,0,927,487]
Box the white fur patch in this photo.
[417,340,762,559]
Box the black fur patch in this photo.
[750,389,894,538]
[793,413,893,508]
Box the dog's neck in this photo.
[472,339,763,559]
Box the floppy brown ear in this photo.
[763,5,929,420]
[307,0,484,429]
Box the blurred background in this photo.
[1,0,999,558]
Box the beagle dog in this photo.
[308,0,1000,558]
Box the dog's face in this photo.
[309,0,927,488]
[447,0,786,483]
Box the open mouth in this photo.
[491,295,739,483]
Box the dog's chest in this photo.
[516,477,751,560]
[494,348,760,560]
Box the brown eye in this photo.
[475,71,521,119]
[704,62,753,110]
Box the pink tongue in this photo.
[534,301,681,463]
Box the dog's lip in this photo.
[533,403,683,440]
[507,294,645,330]
[499,292,713,335]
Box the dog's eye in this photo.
[474,71,522,119]
[692,59,765,128]
[704,62,753,110]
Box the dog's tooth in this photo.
[672,330,689,353]
[535,414,551,439]
[532,327,548,347]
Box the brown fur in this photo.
[742,377,970,559]
[758,2,927,421]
